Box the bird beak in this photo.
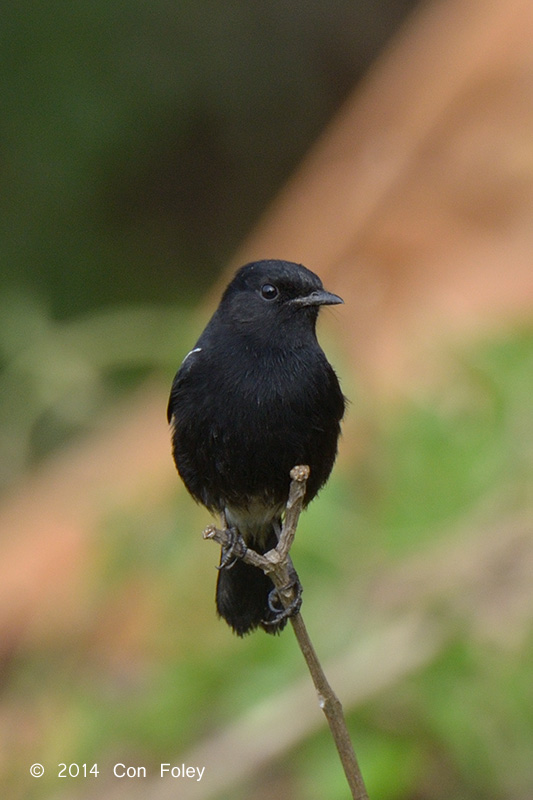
[291,289,344,308]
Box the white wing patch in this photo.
[181,346,202,367]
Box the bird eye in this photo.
[260,283,278,300]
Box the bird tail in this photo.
[216,558,285,636]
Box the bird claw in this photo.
[263,578,303,626]
[216,527,247,571]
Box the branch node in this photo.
[290,464,310,482]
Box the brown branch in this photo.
[204,466,369,800]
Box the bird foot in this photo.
[263,577,303,627]
[216,527,247,571]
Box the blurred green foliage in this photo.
[0,292,192,490]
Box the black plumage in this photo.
[168,259,345,635]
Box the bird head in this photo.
[218,260,343,344]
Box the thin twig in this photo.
[204,466,369,800]
[289,613,368,799]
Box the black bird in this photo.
[168,259,345,635]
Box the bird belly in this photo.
[224,500,284,551]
